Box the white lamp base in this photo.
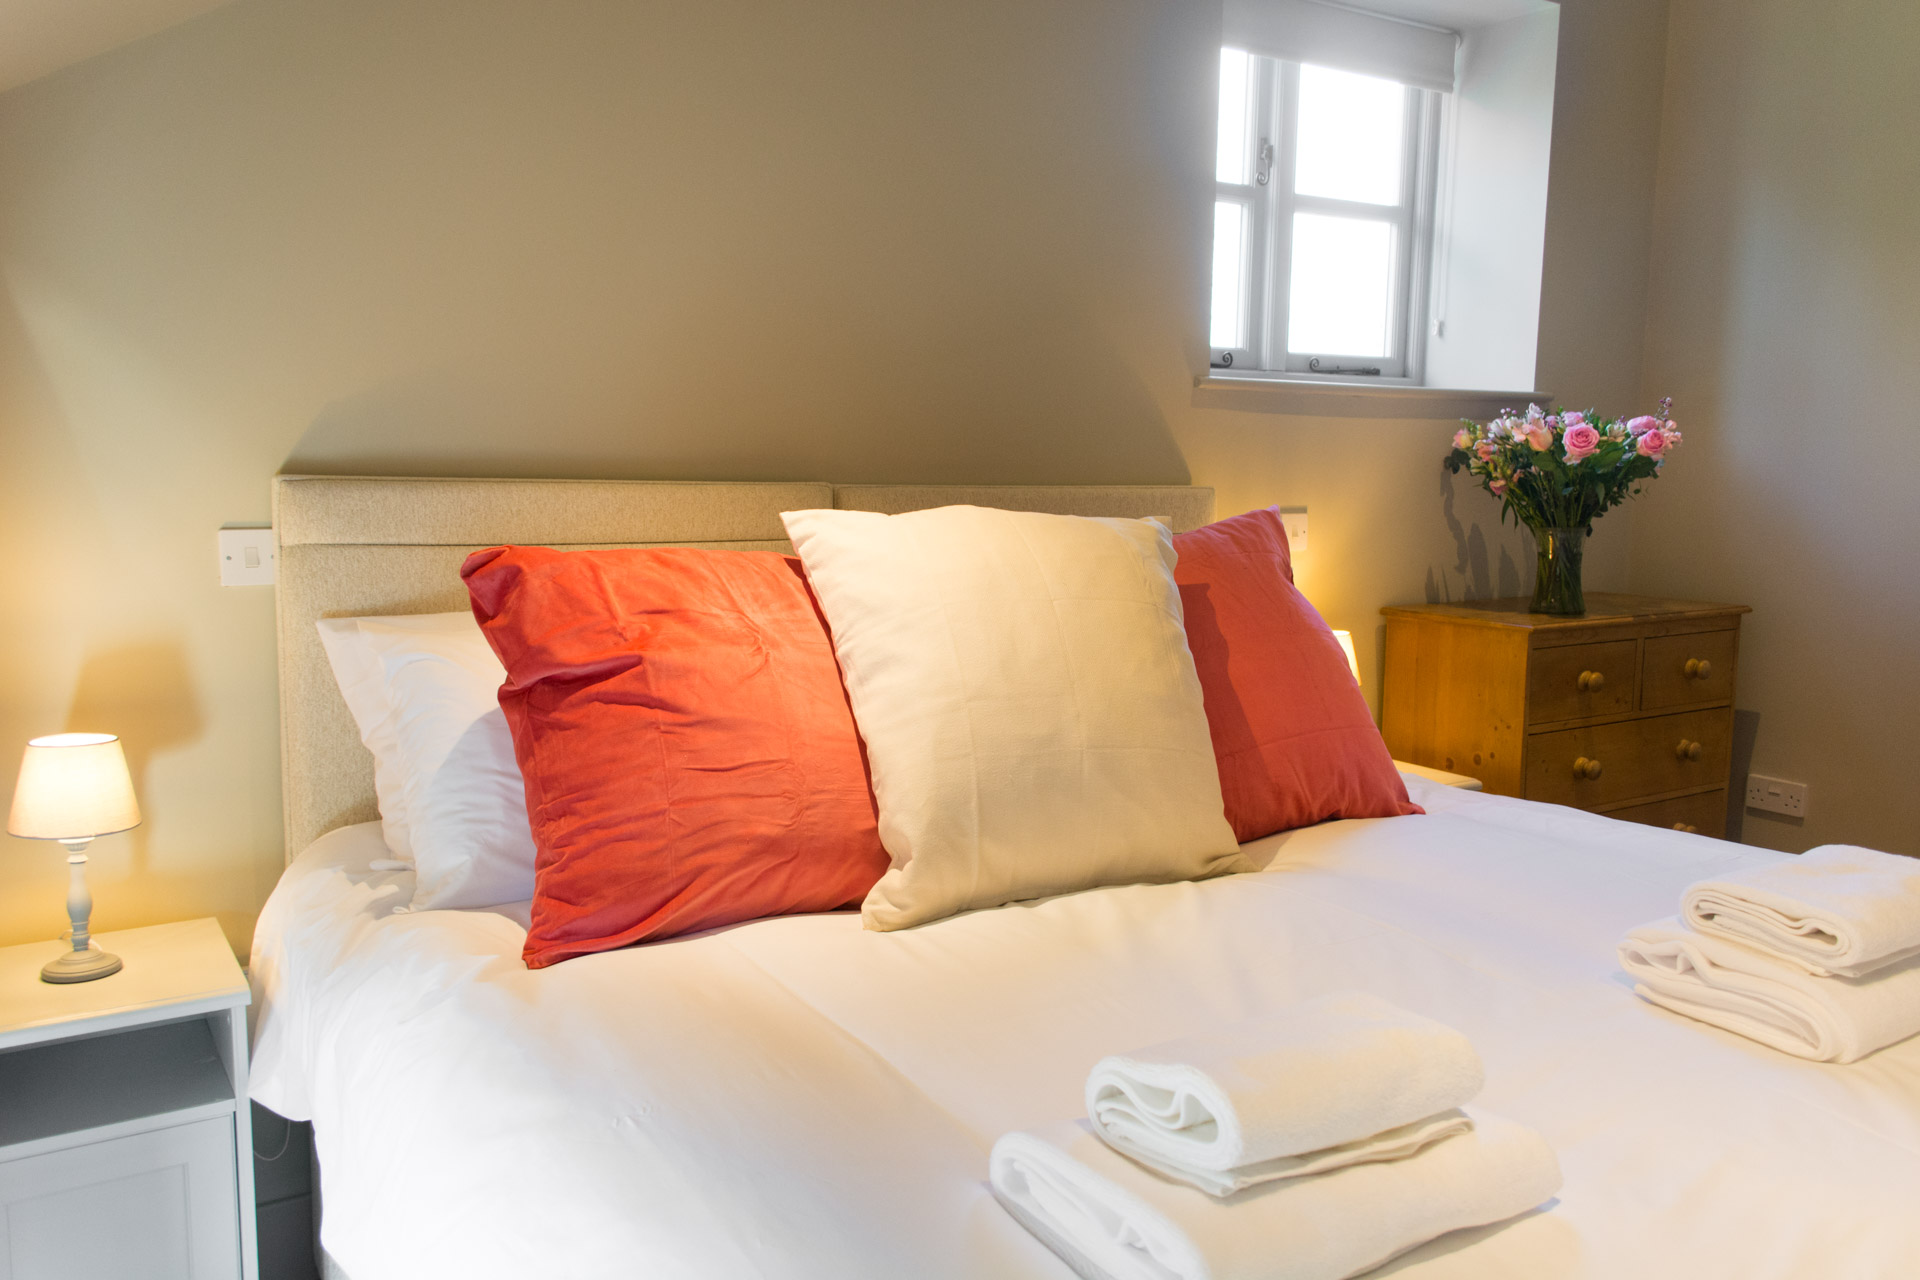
[41,945,123,984]
[37,841,124,983]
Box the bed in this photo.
[249,476,1920,1280]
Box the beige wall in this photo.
[1630,0,1920,855]
[0,0,1670,957]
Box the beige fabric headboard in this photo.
[273,475,1215,860]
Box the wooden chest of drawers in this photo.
[1379,594,1750,837]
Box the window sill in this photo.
[1192,374,1549,421]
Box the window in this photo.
[1199,1,1562,406]
[1211,48,1440,380]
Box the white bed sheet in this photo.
[249,779,1920,1279]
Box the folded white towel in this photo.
[1682,845,1920,977]
[990,1109,1561,1280]
[1619,917,1920,1063]
[1105,1109,1473,1198]
[1084,993,1484,1177]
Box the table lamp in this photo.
[1331,630,1361,685]
[8,733,140,983]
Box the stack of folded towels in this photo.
[1618,844,1920,1063]
[989,993,1562,1280]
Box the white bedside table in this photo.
[0,919,256,1280]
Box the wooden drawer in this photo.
[1641,629,1737,710]
[1527,639,1637,724]
[1381,595,1748,805]
[1605,789,1728,838]
[1525,708,1732,809]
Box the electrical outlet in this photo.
[1745,773,1808,819]
[1279,507,1308,555]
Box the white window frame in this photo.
[1211,52,1443,384]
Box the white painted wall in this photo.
[0,0,1672,954]
[1631,0,1920,855]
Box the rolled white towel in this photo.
[989,1109,1561,1280]
[1107,1109,1473,1198]
[1682,845,1920,977]
[1619,917,1920,1063]
[1084,993,1484,1179]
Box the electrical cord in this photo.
[252,1112,296,1161]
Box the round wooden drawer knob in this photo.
[1573,756,1603,780]
[1674,739,1703,761]
[1685,658,1714,680]
[1577,670,1606,692]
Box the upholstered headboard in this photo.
[272,475,1215,860]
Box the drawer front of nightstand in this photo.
[1641,629,1737,710]
[1527,640,1638,724]
[1525,708,1731,809]
[1605,789,1728,838]
[0,1115,241,1279]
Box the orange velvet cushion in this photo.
[1173,508,1421,843]
[462,545,889,968]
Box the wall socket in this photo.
[1745,773,1808,819]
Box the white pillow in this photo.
[317,614,422,862]
[315,612,536,910]
[781,505,1249,930]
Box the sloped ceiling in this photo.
[0,0,238,93]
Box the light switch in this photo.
[1279,507,1309,555]
[219,526,276,586]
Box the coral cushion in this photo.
[1173,507,1421,843]
[462,545,889,968]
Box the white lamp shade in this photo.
[8,734,141,841]
[1332,630,1361,685]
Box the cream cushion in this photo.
[781,505,1248,930]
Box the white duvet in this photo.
[249,779,1920,1279]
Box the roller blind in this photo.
[1223,0,1460,93]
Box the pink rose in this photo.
[1625,415,1661,435]
[1636,427,1671,457]
[1562,423,1601,461]
[1522,421,1552,451]
[1453,428,1473,450]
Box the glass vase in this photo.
[1529,525,1586,616]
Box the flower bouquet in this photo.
[1444,399,1681,615]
